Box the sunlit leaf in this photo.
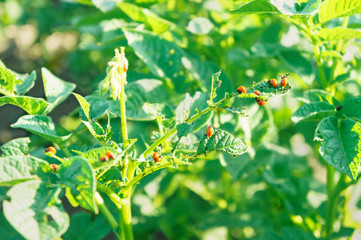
[196,129,248,156]
[0,96,48,115]
[319,28,361,41]
[15,70,36,95]
[58,157,98,213]
[292,102,336,123]
[11,115,71,143]
[0,66,16,96]
[3,180,69,240]
[314,116,361,180]
[319,0,361,24]
[1,137,30,156]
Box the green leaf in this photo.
[15,70,36,95]
[3,180,69,240]
[314,116,361,180]
[117,3,173,34]
[1,137,30,156]
[244,78,292,98]
[176,123,194,139]
[339,96,361,121]
[319,28,361,41]
[183,53,234,102]
[175,91,213,131]
[292,102,336,123]
[123,29,186,89]
[0,66,16,96]
[208,70,222,105]
[58,157,98,213]
[220,153,252,179]
[233,0,279,14]
[0,155,48,186]
[0,96,48,115]
[187,17,214,35]
[300,89,340,105]
[269,0,321,15]
[11,115,71,143]
[278,50,314,80]
[63,212,111,240]
[318,0,361,24]
[73,93,91,121]
[72,146,119,169]
[196,129,248,156]
[81,95,110,120]
[42,68,76,113]
[82,118,112,143]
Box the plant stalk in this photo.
[119,196,133,240]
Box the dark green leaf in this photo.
[0,96,48,115]
[0,211,24,240]
[318,0,361,24]
[197,129,248,156]
[3,180,69,240]
[0,155,48,186]
[220,153,252,179]
[63,212,111,240]
[11,115,71,143]
[176,123,194,139]
[339,96,361,121]
[292,102,336,123]
[15,70,36,95]
[58,157,98,213]
[42,68,76,113]
[314,116,361,180]
[0,66,16,96]
[1,137,30,156]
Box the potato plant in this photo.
[1,0,361,239]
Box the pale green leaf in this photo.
[0,155,48,186]
[319,0,361,24]
[11,115,71,143]
[0,96,48,115]
[42,68,76,113]
[319,28,361,41]
[0,66,16,96]
[208,70,221,105]
[269,0,321,15]
[1,137,30,156]
[3,180,69,240]
[197,129,248,156]
[188,17,214,35]
[58,157,98,213]
[73,93,91,121]
[15,71,36,95]
[233,0,279,14]
[117,2,173,34]
[314,116,361,181]
[220,153,252,179]
[175,91,213,131]
[292,102,336,123]
[92,0,115,12]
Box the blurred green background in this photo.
[1,0,361,239]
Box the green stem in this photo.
[125,162,173,191]
[328,16,349,89]
[57,143,71,158]
[120,83,128,147]
[141,93,235,158]
[94,192,121,239]
[119,197,133,240]
[325,165,335,236]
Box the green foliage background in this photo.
[1,0,361,239]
